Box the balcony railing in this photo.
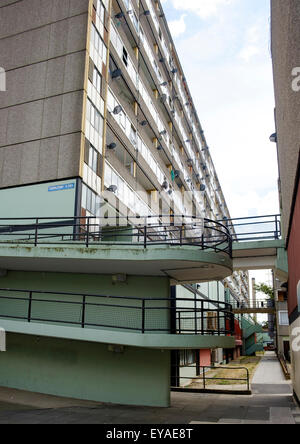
[219,214,282,242]
[0,288,234,336]
[0,215,232,257]
[232,299,275,310]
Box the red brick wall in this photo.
[288,179,300,315]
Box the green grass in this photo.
[189,354,263,388]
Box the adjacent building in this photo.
[271,0,300,404]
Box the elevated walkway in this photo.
[223,215,288,280]
[233,299,276,315]
[0,215,233,284]
[0,214,287,282]
[0,319,235,350]
[233,239,284,271]
[0,287,235,350]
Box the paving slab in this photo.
[270,407,295,424]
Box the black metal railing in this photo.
[172,365,250,392]
[218,214,281,242]
[231,299,275,310]
[0,288,234,336]
[0,215,232,256]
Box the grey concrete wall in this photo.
[271,0,300,238]
[0,0,90,188]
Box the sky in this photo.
[161,0,279,219]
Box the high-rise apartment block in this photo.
[0,0,250,406]
[0,0,233,223]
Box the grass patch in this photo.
[188,355,262,388]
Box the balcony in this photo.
[0,215,233,284]
[0,288,235,350]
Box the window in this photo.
[91,24,107,61]
[95,0,105,23]
[82,183,101,217]
[130,125,137,147]
[93,67,102,93]
[179,350,196,367]
[88,144,99,174]
[131,11,139,33]
[87,99,104,134]
[279,311,289,326]
[123,47,128,67]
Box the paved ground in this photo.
[0,352,299,424]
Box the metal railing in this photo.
[0,215,232,256]
[218,214,281,242]
[0,288,234,336]
[232,299,275,310]
[172,365,250,392]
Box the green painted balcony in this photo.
[0,215,233,284]
[0,287,235,350]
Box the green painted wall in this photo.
[0,179,77,219]
[0,180,78,242]
[0,271,172,406]
[0,271,170,334]
[0,333,171,407]
[0,270,169,297]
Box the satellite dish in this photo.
[107,185,117,193]
[269,133,277,143]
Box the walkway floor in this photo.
[0,352,299,424]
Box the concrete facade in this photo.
[271,0,300,238]
[0,0,89,188]
[276,300,289,356]
[271,0,300,403]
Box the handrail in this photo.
[231,299,275,310]
[171,364,250,392]
[0,288,235,336]
[218,214,281,242]
[0,215,232,257]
